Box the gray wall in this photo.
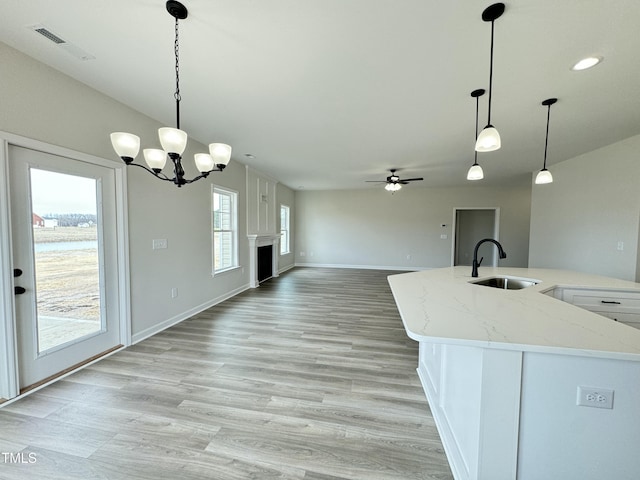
[0,41,252,341]
[295,184,532,270]
[529,134,640,281]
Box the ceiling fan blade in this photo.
[402,177,424,182]
[365,180,386,183]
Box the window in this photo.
[212,186,238,273]
[280,204,290,255]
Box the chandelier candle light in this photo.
[110,1,231,187]
[535,98,558,185]
[467,89,486,180]
[475,3,505,153]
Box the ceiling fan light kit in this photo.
[366,168,423,193]
[110,1,231,187]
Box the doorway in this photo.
[452,208,500,267]
[0,138,129,398]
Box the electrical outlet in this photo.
[152,238,168,250]
[171,287,178,298]
[577,386,614,409]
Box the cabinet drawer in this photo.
[562,289,640,310]
[595,311,640,329]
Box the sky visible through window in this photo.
[30,168,97,215]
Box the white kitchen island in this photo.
[388,267,640,480]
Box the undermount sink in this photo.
[470,276,539,290]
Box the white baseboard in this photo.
[294,262,431,272]
[278,263,295,275]
[131,283,250,344]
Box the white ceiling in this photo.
[1,0,639,190]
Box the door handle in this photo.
[14,286,26,295]
[13,268,23,277]
[601,300,621,305]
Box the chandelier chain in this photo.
[174,16,181,129]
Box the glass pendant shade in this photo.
[143,149,167,171]
[385,183,402,192]
[110,132,140,159]
[194,153,215,172]
[158,127,188,155]
[467,164,484,181]
[209,143,232,166]
[535,168,553,184]
[475,126,501,152]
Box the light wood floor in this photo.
[0,267,453,479]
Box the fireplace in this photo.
[247,235,280,288]
[257,245,273,283]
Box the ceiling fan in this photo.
[365,169,424,192]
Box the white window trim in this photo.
[212,185,239,276]
[280,204,291,255]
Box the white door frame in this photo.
[0,131,131,400]
[451,207,501,267]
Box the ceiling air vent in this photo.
[33,26,66,44]
[27,24,95,61]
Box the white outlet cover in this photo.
[577,386,614,409]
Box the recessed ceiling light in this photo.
[571,56,603,71]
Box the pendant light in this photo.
[467,89,486,180]
[535,98,557,185]
[475,3,505,153]
[110,1,231,187]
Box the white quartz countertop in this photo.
[387,267,640,361]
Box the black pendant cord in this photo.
[474,94,480,164]
[174,16,181,130]
[487,19,495,126]
[481,3,504,130]
[542,103,552,170]
[470,89,485,166]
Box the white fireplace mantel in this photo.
[247,234,280,288]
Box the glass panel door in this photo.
[30,169,103,352]
[9,146,121,390]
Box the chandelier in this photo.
[110,1,231,187]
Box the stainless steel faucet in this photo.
[471,238,507,277]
